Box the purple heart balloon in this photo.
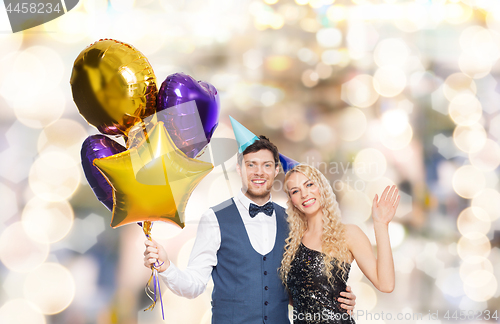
[81,135,126,211]
[156,72,220,158]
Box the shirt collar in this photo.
[237,189,273,211]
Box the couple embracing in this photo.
[144,135,399,324]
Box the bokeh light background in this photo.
[1,0,500,323]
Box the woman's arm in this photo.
[345,185,399,293]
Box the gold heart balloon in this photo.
[70,39,157,137]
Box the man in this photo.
[144,136,356,323]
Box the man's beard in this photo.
[243,182,273,200]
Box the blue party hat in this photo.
[229,116,260,153]
[279,153,300,173]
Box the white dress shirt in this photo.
[159,190,278,299]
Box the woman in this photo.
[280,164,399,323]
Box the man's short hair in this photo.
[237,135,279,166]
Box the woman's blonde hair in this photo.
[279,164,352,287]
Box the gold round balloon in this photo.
[70,39,158,136]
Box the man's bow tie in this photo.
[249,202,274,218]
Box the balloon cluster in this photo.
[71,39,220,229]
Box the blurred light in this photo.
[436,268,464,297]
[29,152,80,202]
[471,189,500,221]
[457,207,491,236]
[373,38,410,67]
[83,0,108,12]
[24,46,64,91]
[0,222,49,273]
[321,49,349,66]
[341,74,379,108]
[22,198,74,244]
[326,5,347,22]
[278,4,302,23]
[283,117,310,142]
[12,88,65,129]
[0,51,44,102]
[266,56,292,71]
[452,123,487,153]
[354,148,387,181]
[297,47,318,65]
[338,107,367,141]
[315,62,333,79]
[460,26,500,63]
[261,105,287,129]
[452,165,485,199]
[150,221,183,240]
[44,11,89,44]
[394,3,428,33]
[443,73,477,101]
[346,22,379,60]
[243,49,263,70]
[295,0,309,5]
[0,123,40,184]
[300,18,321,32]
[457,232,491,260]
[0,32,23,58]
[459,256,494,281]
[448,93,482,126]
[69,256,100,308]
[310,124,334,146]
[53,214,105,254]
[349,282,377,311]
[261,91,277,106]
[380,124,413,150]
[111,10,167,49]
[364,177,395,203]
[415,243,445,278]
[0,182,18,224]
[270,14,285,29]
[316,28,342,48]
[0,299,45,324]
[373,66,407,97]
[445,3,473,24]
[264,0,279,4]
[463,270,497,301]
[37,119,88,158]
[458,51,493,79]
[490,114,500,140]
[308,0,325,8]
[388,222,405,248]
[127,13,168,55]
[395,255,414,273]
[24,263,75,314]
[381,109,409,136]
[468,139,500,171]
[210,73,241,91]
[110,0,135,11]
[176,238,195,269]
[301,69,319,87]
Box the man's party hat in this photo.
[229,116,300,172]
[229,116,260,153]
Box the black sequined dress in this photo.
[287,243,355,324]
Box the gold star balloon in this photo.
[93,121,214,228]
[70,39,158,137]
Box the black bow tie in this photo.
[249,202,274,218]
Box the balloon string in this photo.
[141,221,165,320]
